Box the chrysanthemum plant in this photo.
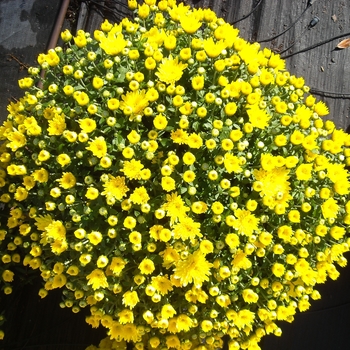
[1,0,350,348]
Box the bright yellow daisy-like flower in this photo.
[34,214,53,231]
[120,89,149,116]
[45,49,60,66]
[102,175,129,200]
[187,133,203,149]
[118,309,134,324]
[119,323,140,343]
[290,130,305,145]
[259,68,275,85]
[247,104,271,129]
[153,114,168,130]
[161,176,176,192]
[92,76,104,89]
[173,250,213,287]
[109,257,127,276]
[74,91,90,106]
[87,231,103,245]
[138,3,150,19]
[173,216,202,241]
[235,309,255,330]
[32,168,49,183]
[180,12,202,34]
[334,179,350,195]
[155,55,188,85]
[176,314,193,332]
[253,166,291,208]
[14,187,28,201]
[99,26,127,55]
[51,273,67,288]
[73,31,87,48]
[203,37,226,58]
[225,102,238,116]
[6,131,26,151]
[78,118,97,133]
[313,100,329,116]
[242,288,259,304]
[122,290,140,309]
[107,98,119,111]
[183,170,196,183]
[171,129,189,144]
[138,258,155,275]
[295,163,313,181]
[224,153,242,173]
[86,136,107,158]
[152,275,173,296]
[167,2,189,21]
[2,270,14,283]
[129,231,142,245]
[45,220,66,242]
[47,113,66,135]
[86,187,99,200]
[121,159,144,180]
[191,75,205,91]
[321,197,339,219]
[56,172,76,189]
[232,209,260,236]
[56,153,71,167]
[162,192,190,223]
[327,163,349,183]
[129,186,150,204]
[232,250,252,272]
[86,269,109,290]
[330,226,346,240]
[23,175,35,190]
[24,116,41,135]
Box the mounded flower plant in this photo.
[1,0,350,349]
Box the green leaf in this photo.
[192,121,199,131]
[160,138,169,147]
[115,66,128,83]
[180,187,187,194]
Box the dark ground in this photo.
[0,0,350,349]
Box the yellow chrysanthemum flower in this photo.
[86,136,107,158]
[247,105,271,129]
[86,269,109,290]
[102,175,129,200]
[56,172,76,189]
[203,37,226,58]
[232,209,260,236]
[155,55,188,85]
[129,186,150,204]
[173,250,213,287]
[78,118,97,133]
[120,90,149,117]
